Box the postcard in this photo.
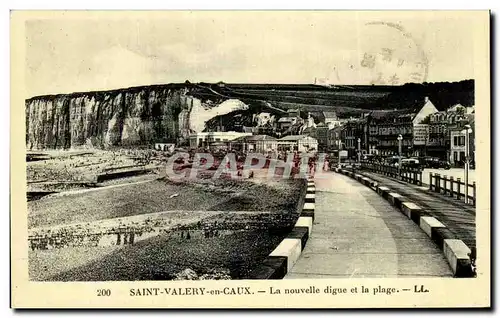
[10,10,490,308]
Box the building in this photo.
[449,115,475,167]
[277,108,304,133]
[368,112,415,156]
[412,123,429,155]
[323,111,341,129]
[412,97,439,125]
[411,103,468,159]
[327,125,343,151]
[277,117,301,131]
[341,118,366,158]
[277,135,318,152]
[314,123,329,151]
[368,97,438,156]
[188,131,252,149]
[426,108,466,159]
[229,135,278,153]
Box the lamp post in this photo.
[463,124,472,204]
[336,132,341,169]
[397,134,403,177]
[357,138,361,164]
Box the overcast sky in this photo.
[25,11,482,97]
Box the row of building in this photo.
[179,96,474,166]
[187,131,318,154]
[314,97,475,166]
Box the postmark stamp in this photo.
[333,21,429,85]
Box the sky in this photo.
[24,11,482,97]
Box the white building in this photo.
[230,135,278,153]
[277,135,318,152]
[188,131,252,149]
[449,116,475,166]
[412,97,439,125]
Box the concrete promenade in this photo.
[286,172,453,278]
[361,171,476,250]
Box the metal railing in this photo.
[359,162,423,186]
[429,173,476,206]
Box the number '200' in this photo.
[97,289,111,296]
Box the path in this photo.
[286,172,453,278]
[360,171,476,249]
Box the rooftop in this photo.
[323,111,338,118]
[279,135,313,141]
[231,134,277,142]
[278,117,299,123]
[246,134,277,141]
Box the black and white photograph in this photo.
[10,10,491,308]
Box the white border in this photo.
[4,1,499,317]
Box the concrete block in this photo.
[419,216,445,238]
[443,239,473,277]
[287,226,309,250]
[305,193,315,203]
[302,202,315,220]
[361,177,371,186]
[248,256,287,279]
[302,202,316,211]
[301,210,315,220]
[270,238,302,272]
[402,202,422,219]
[295,217,313,237]
[377,186,390,197]
[387,192,403,206]
[377,186,390,192]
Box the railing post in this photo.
[436,174,441,193]
[443,175,447,195]
[457,178,462,200]
[473,181,476,206]
[449,176,455,197]
[434,173,438,192]
[429,172,433,190]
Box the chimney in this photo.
[424,96,429,103]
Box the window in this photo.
[460,136,465,146]
[454,136,458,146]
[453,151,458,163]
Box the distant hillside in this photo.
[25,79,474,149]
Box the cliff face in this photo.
[25,84,242,150]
